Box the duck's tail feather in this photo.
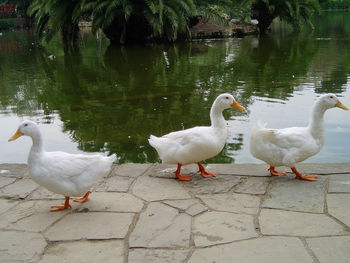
[108,154,118,164]
[251,121,267,137]
[148,134,160,149]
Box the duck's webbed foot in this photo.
[174,163,192,181]
[268,166,287,176]
[291,167,317,181]
[50,196,72,212]
[198,162,216,178]
[74,191,91,203]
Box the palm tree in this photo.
[283,0,320,31]
[252,0,320,34]
[194,0,254,23]
[87,0,196,44]
[27,0,85,52]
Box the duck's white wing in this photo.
[30,151,114,196]
[162,126,209,144]
[260,127,311,149]
[254,126,318,166]
[150,126,222,164]
[38,151,107,178]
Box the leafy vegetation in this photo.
[27,0,83,52]
[86,0,196,44]
[0,17,16,29]
[194,0,254,23]
[319,0,350,9]
[1,10,350,162]
[0,0,348,50]
[252,0,321,33]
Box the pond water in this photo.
[0,11,350,164]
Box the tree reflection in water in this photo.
[1,11,350,163]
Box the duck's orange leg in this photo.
[291,167,317,181]
[198,162,216,178]
[174,163,192,181]
[50,196,72,212]
[74,191,91,203]
[268,166,287,176]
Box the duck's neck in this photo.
[308,101,326,139]
[29,131,44,154]
[210,106,226,128]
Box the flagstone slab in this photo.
[234,177,270,194]
[113,163,152,177]
[163,199,207,216]
[0,164,29,178]
[188,236,313,263]
[197,193,260,215]
[0,199,18,215]
[45,212,134,241]
[0,179,38,199]
[328,174,350,193]
[327,194,350,227]
[95,176,135,192]
[28,187,63,200]
[296,163,350,175]
[128,249,190,263]
[0,200,70,232]
[0,230,47,263]
[193,211,258,247]
[306,236,350,263]
[78,192,143,212]
[38,240,124,263]
[133,176,190,201]
[181,175,242,195]
[149,164,198,179]
[259,209,347,236]
[262,176,326,213]
[129,202,191,248]
[205,163,271,176]
[0,177,16,188]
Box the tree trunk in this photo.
[103,15,153,45]
[252,1,275,34]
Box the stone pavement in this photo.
[0,163,350,263]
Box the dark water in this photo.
[1,11,350,164]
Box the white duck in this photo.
[149,93,245,181]
[8,120,116,211]
[250,93,348,181]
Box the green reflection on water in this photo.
[1,11,350,163]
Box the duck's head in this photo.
[8,120,39,142]
[214,93,246,111]
[318,94,349,111]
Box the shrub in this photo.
[0,18,16,29]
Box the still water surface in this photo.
[0,11,349,164]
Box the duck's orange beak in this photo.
[335,100,349,110]
[231,101,245,111]
[8,129,23,142]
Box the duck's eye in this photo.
[330,96,334,99]
[225,96,229,99]
[24,124,28,127]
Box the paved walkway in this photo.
[0,163,349,263]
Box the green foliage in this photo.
[283,0,321,31]
[1,10,350,162]
[27,0,87,52]
[0,18,16,29]
[252,0,321,33]
[319,0,350,9]
[88,0,196,43]
[26,0,196,47]
[194,0,254,24]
